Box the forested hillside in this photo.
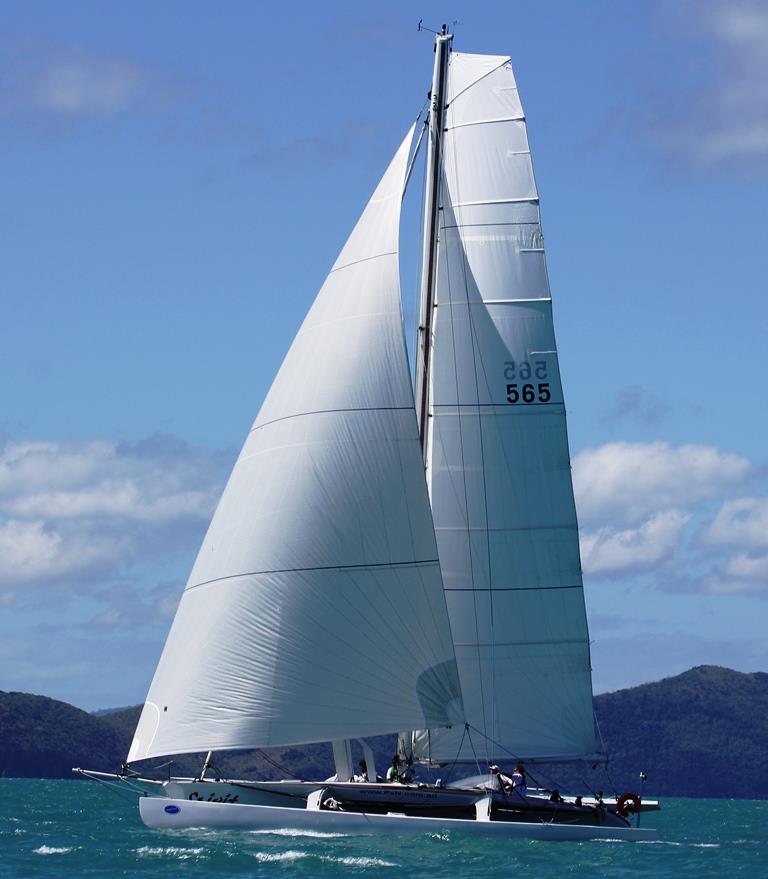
[2,666,765,799]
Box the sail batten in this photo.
[128,126,464,763]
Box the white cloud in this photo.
[701,497,768,550]
[0,519,122,584]
[30,57,144,114]
[573,440,768,595]
[580,509,692,576]
[647,0,768,172]
[0,436,229,591]
[724,552,768,580]
[572,441,749,526]
[0,39,174,129]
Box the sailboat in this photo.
[77,28,656,841]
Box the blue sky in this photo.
[1,0,766,710]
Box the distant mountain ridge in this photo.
[1,666,765,799]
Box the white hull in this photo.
[139,796,656,842]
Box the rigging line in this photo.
[466,723,521,762]
[592,714,618,798]
[465,724,483,777]
[441,723,468,785]
[79,771,150,801]
[463,723,575,797]
[255,749,294,778]
[403,118,428,198]
[410,110,429,389]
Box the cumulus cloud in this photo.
[701,497,768,550]
[646,0,768,173]
[0,519,123,584]
[581,509,692,576]
[572,440,767,594]
[572,441,749,526]
[27,57,145,114]
[0,435,229,593]
[0,38,179,132]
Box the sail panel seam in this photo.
[436,525,576,533]
[435,298,552,305]
[445,584,582,592]
[431,403,563,410]
[186,559,441,592]
[251,406,415,434]
[454,637,587,647]
[446,56,511,106]
[445,115,525,131]
[451,197,539,207]
[329,250,397,274]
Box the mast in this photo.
[415,25,452,455]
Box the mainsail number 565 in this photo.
[504,360,551,404]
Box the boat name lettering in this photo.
[188,791,240,803]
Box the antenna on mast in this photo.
[417,20,448,36]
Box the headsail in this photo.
[412,53,599,764]
[129,127,463,762]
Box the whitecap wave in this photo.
[252,850,309,863]
[250,828,348,839]
[135,846,206,859]
[326,855,397,867]
[34,846,72,855]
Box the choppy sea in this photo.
[1,779,766,878]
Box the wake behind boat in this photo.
[77,25,657,842]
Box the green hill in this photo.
[0,692,126,778]
[1,665,766,798]
[592,665,768,799]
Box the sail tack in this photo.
[413,53,599,764]
[129,128,463,762]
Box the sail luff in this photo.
[128,127,463,763]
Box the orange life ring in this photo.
[616,792,641,817]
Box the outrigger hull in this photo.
[139,796,656,842]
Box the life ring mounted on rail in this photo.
[616,791,642,817]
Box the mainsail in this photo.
[129,128,463,762]
[412,53,599,763]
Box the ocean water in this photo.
[1,779,765,878]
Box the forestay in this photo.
[411,54,599,764]
[129,127,463,762]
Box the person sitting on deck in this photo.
[353,760,369,783]
[511,763,528,796]
[386,754,403,782]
